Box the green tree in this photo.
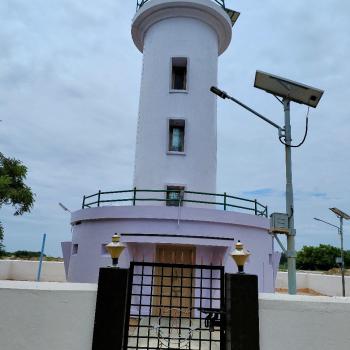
[0,153,35,252]
[296,244,349,271]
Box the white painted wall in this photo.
[0,282,349,350]
[0,259,11,280]
[1,259,348,298]
[260,293,350,350]
[132,0,232,200]
[276,271,350,296]
[0,260,66,282]
[0,281,96,350]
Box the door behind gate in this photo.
[154,245,195,318]
[124,261,225,350]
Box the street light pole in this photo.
[210,86,297,294]
[283,99,297,294]
[340,216,345,297]
[211,72,324,294]
[314,215,346,297]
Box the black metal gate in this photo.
[124,262,225,350]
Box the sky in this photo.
[1,0,350,256]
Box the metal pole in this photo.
[227,95,282,131]
[211,87,298,294]
[340,217,346,297]
[283,99,297,295]
[37,233,47,282]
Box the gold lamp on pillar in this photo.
[230,240,250,274]
[106,234,125,268]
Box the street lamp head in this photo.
[59,202,71,213]
[254,70,324,108]
[330,207,350,220]
[210,86,229,99]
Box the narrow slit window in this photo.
[171,57,187,90]
[169,119,185,152]
[166,185,185,206]
[72,244,79,255]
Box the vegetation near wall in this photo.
[0,250,62,261]
[280,244,350,271]
[0,153,35,252]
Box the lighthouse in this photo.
[63,0,278,293]
[132,0,233,202]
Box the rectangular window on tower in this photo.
[168,119,185,153]
[166,185,185,206]
[171,57,187,91]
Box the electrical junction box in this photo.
[270,213,289,234]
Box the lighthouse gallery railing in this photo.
[82,188,268,217]
[136,0,226,11]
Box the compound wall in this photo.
[0,281,349,350]
[0,260,66,282]
[277,271,350,297]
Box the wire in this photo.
[279,106,310,148]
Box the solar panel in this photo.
[254,70,324,108]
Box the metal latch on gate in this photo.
[197,307,225,332]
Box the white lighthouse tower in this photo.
[132,0,233,202]
[64,0,278,292]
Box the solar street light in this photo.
[211,70,324,295]
[254,71,324,108]
[330,207,350,220]
[329,207,349,296]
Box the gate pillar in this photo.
[225,273,260,350]
[92,267,129,350]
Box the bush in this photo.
[12,250,45,259]
[279,252,288,269]
[0,247,6,258]
[296,244,350,271]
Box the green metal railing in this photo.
[136,0,226,11]
[82,188,268,217]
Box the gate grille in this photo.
[124,262,225,350]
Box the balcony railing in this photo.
[136,0,226,11]
[82,188,268,217]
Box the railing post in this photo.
[224,192,227,211]
[133,187,137,206]
[97,190,101,207]
[265,205,268,218]
[82,195,86,209]
[254,199,257,215]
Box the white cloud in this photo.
[1,0,350,255]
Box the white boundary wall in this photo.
[276,271,350,296]
[0,260,66,282]
[0,281,96,350]
[259,293,350,350]
[0,281,350,350]
[1,260,349,297]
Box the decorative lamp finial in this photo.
[230,240,251,274]
[106,234,125,268]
